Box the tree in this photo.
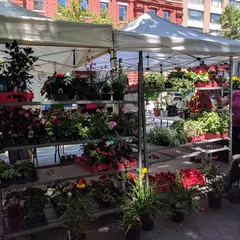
[217,5,240,40]
[55,0,121,29]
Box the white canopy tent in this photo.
[0,13,114,75]
[86,13,240,72]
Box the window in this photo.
[211,0,222,8]
[230,0,240,8]
[100,2,108,15]
[58,0,66,6]
[119,5,127,21]
[163,11,169,20]
[188,27,203,32]
[188,0,203,4]
[34,0,44,11]
[188,9,203,21]
[210,13,219,23]
[80,0,88,10]
[149,9,156,15]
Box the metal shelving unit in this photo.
[0,96,142,239]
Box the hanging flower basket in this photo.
[205,132,221,139]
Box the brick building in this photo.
[11,0,183,25]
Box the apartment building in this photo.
[182,0,229,35]
[11,0,183,25]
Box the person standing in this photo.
[215,90,240,155]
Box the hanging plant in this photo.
[0,41,38,92]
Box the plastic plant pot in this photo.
[208,193,222,209]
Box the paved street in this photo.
[33,198,240,240]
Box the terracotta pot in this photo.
[153,108,160,116]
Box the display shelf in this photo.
[3,206,120,240]
[146,116,182,121]
[0,136,137,153]
[0,100,137,107]
[195,86,227,91]
[1,166,137,193]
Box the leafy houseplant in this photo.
[183,120,204,142]
[61,194,92,240]
[1,166,20,187]
[101,81,112,100]
[144,72,165,93]
[204,165,225,209]
[147,126,182,147]
[111,71,128,100]
[0,41,38,92]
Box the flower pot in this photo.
[195,82,211,88]
[28,169,39,182]
[221,132,229,138]
[141,218,154,231]
[208,193,222,209]
[69,232,86,240]
[125,226,140,240]
[211,81,218,87]
[127,159,137,168]
[113,93,124,101]
[102,94,111,100]
[153,108,160,117]
[25,213,46,228]
[1,179,13,188]
[16,175,28,185]
[115,161,125,170]
[160,110,168,117]
[172,211,184,223]
[7,206,24,230]
[187,134,205,143]
[205,132,221,139]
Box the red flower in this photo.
[128,172,136,179]
[51,117,60,125]
[57,73,64,77]
[100,152,105,156]
[108,152,113,156]
[195,68,206,74]
[209,64,216,71]
[99,175,108,181]
[47,81,51,85]
[41,119,46,125]
[24,113,30,118]
[67,184,74,190]
[90,179,96,185]
[77,178,86,184]
[96,148,100,152]
[77,74,81,79]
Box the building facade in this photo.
[182,0,231,35]
[11,0,183,25]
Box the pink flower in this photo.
[24,113,30,118]
[18,110,24,115]
[108,121,117,130]
[77,74,81,79]
[209,64,216,71]
[41,119,46,125]
[51,117,60,125]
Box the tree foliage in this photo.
[217,5,240,40]
[55,0,121,29]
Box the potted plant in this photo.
[204,165,225,209]
[144,72,165,92]
[111,71,128,100]
[0,41,37,93]
[23,188,47,227]
[148,126,182,147]
[1,166,20,187]
[198,112,221,139]
[4,191,24,230]
[101,77,112,100]
[183,120,205,143]
[61,194,92,240]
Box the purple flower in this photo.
[108,121,117,130]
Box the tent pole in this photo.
[110,50,117,70]
[140,53,148,186]
[138,51,143,177]
[229,56,233,164]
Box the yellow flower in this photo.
[77,183,85,189]
[141,168,148,174]
[232,76,240,81]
